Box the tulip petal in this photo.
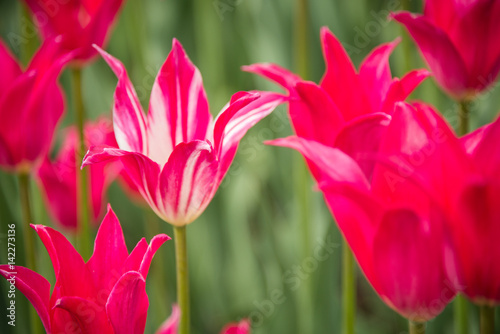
[138,234,171,279]
[334,113,391,179]
[147,39,212,166]
[0,265,51,332]
[87,205,129,298]
[22,0,78,40]
[155,305,180,334]
[293,81,344,147]
[423,0,456,31]
[158,140,218,225]
[106,271,149,334]
[0,40,22,95]
[37,155,78,229]
[96,46,147,154]
[319,27,371,120]
[467,113,500,179]
[241,63,302,91]
[53,296,113,333]
[373,208,452,321]
[380,69,430,114]
[31,225,89,302]
[391,11,468,97]
[267,136,368,188]
[372,102,470,209]
[221,319,250,334]
[358,38,400,112]
[453,182,500,303]
[83,145,161,211]
[214,91,286,177]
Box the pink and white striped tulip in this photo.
[82,39,286,226]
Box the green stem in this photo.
[453,99,470,334]
[294,0,309,80]
[400,0,412,72]
[480,305,495,334]
[342,240,356,334]
[19,2,38,66]
[72,68,91,259]
[174,226,190,334]
[294,0,313,332]
[409,320,426,334]
[458,100,470,136]
[18,173,42,334]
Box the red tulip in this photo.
[392,0,500,99]
[156,305,250,334]
[267,102,461,321]
[0,36,71,172]
[0,205,169,333]
[82,39,286,226]
[243,27,428,179]
[23,0,125,64]
[37,118,120,231]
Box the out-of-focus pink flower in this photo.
[244,27,428,179]
[156,305,250,334]
[268,102,461,321]
[0,205,170,333]
[0,36,72,172]
[82,39,286,226]
[392,0,500,99]
[37,118,120,231]
[23,0,125,64]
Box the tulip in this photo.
[37,118,120,231]
[0,204,169,333]
[156,305,250,334]
[392,0,500,100]
[244,27,428,334]
[22,0,125,65]
[82,39,286,227]
[243,27,428,180]
[82,39,285,334]
[0,36,71,172]
[268,102,461,331]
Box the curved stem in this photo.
[18,173,42,334]
[174,226,190,334]
[72,68,91,260]
[342,240,356,334]
[409,320,426,334]
[480,305,495,334]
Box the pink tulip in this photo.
[392,0,500,99]
[37,118,121,231]
[267,102,461,321]
[23,0,125,64]
[0,205,169,333]
[82,39,286,226]
[156,305,250,334]
[0,36,72,172]
[243,27,428,179]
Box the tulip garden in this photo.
[1,0,500,333]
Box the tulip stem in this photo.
[18,173,43,334]
[19,2,38,66]
[480,305,495,334]
[174,226,190,334]
[72,68,91,259]
[453,98,470,334]
[458,100,470,136]
[342,239,356,334]
[409,320,426,334]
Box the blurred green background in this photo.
[1,0,499,333]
